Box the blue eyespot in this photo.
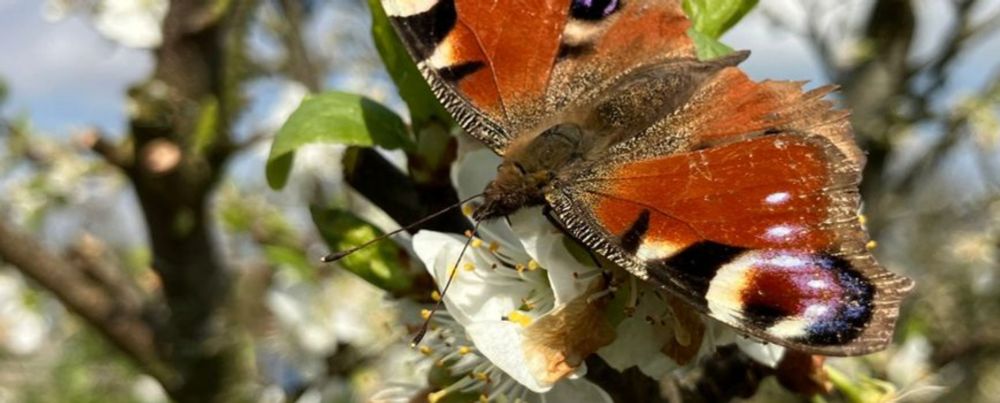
[570,0,620,21]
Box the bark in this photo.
[0,220,175,387]
[121,0,258,400]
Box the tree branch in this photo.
[342,146,469,234]
[276,0,323,92]
[74,129,133,169]
[65,233,149,313]
[0,218,176,388]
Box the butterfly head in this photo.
[473,123,586,221]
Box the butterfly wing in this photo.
[549,67,913,356]
[382,0,696,154]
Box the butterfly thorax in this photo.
[473,123,589,221]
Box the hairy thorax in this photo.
[473,122,592,221]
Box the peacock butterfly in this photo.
[380,0,913,356]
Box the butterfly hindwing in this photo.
[549,69,913,355]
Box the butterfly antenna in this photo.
[411,220,482,346]
[320,194,483,263]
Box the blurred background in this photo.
[0,0,997,402]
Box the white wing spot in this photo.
[764,192,790,205]
[383,0,439,16]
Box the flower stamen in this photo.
[505,311,533,327]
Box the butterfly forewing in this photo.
[383,0,699,153]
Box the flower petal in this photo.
[413,230,545,326]
[736,337,786,368]
[598,312,675,377]
[522,281,616,386]
[508,208,602,306]
[466,321,553,393]
[536,378,613,403]
[597,284,683,378]
[451,146,500,199]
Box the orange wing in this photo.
[383,0,697,153]
[550,72,912,356]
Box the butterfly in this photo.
[381,0,913,356]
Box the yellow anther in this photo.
[447,264,458,278]
[474,372,490,382]
[507,311,533,327]
[462,204,475,217]
[858,214,868,225]
[419,345,433,356]
[479,394,489,403]
[458,346,473,355]
[866,240,878,250]
[428,390,448,403]
[527,260,540,271]
[488,242,500,253]
[463,262,476,271]
[420,309,432,320]
[515,263,526,273]
[471,238,484,248]
[431,290,442,301]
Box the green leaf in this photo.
[266,91,414,189]
[682,0,758,39]
[687,27,736,60]
[682,0,758,60]
[310,206,412,292]
[367,0,452,129]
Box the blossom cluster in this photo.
[374,146,786,402]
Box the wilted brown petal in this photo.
[523,279,616,384]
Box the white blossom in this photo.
[402,143,787,398]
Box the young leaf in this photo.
[687,28,736,60]
[682,0,758,60]
[266,91,414,189]
[683,0,759,39]
[310,206,412,292]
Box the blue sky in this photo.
[0,0,153,137]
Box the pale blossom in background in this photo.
[92,0,167,48]
[0,272,47,356]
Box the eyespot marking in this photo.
[570,0,621,20]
